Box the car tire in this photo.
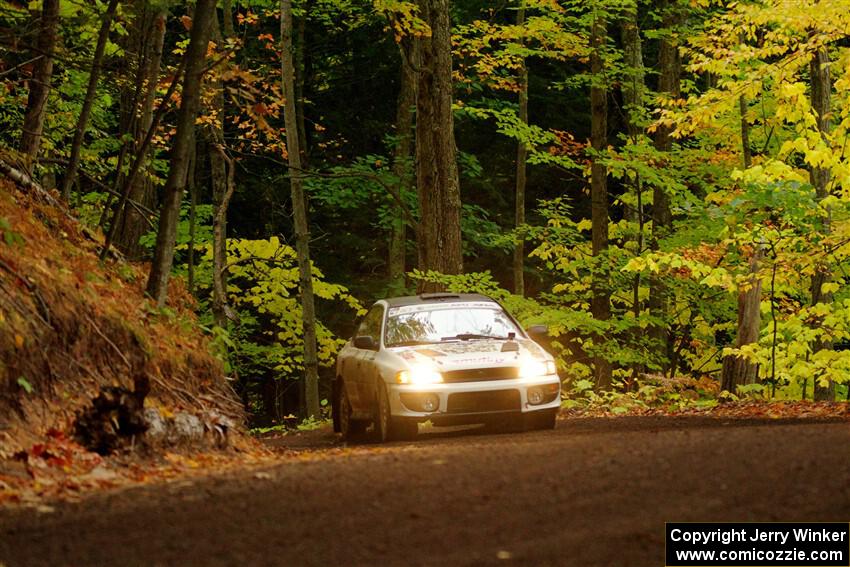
[525,408,558,431]
[332,379,341,433]
[373,381,417,443]
[339,381,366,442]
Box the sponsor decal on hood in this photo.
[393,339,546,367]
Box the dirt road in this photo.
[1,416,849,566]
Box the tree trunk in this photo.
[61,0,120,201]
[101,53,186,261]
[281,0,321,419]
[809,44,834,401]
[621,1,645,386]
[212,147,237,324]
[513,1,528,297]
[414,0,463,292]
[295,6,309,166]
[145,0,216,304]
[620,4,644,141]
[590,10,611,391]
[204,13,233,325]
[720,248,763,392]
[187,144,197,295]
[222,0,235,37]
[739,95,752,169]
[388,44,416,291]
[19,0,60,174]
[114,6,167,259]
[720,95,760,393]
[100,0,147,231]
[648,0,680,370]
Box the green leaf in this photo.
[17,376,33,394]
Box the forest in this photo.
[1,0,849,427]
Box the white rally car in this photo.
[332,293,561,442]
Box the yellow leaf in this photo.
[821,282,840,295]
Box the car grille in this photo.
[442,366,519,383]
[446,390,521,414]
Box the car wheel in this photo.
[332,379,341,433]
[339,381,366,442]
[525,409,558,431]
[373,381,417,443]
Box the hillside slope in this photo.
[0,179,244,458]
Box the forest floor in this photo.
[1,414,849,566]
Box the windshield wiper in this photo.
[441,333,508,341]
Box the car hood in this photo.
[389,338,549,371]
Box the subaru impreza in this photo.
[332,293,561,442]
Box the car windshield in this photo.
[384,302,521,347]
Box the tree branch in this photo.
[0,156,68,213]
[0,54,43,78]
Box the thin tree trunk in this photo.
[205,13,233,325]
[621,1,645,386]
[720,249,763,392]
[114,6,167,259]
[648,0,680,371]
[295,6,309,166]
[61,0,121,201]
[102,0,147,231]
[513,0,528,297]
[720,97,760,393]
[97,141,129,229]
[222,0,235,37]
[415,0,463,292]
[187,144,197,295]
[19,0,60,174]
[281,0,320,419]
[388,43,416,291]
[212,146,237,324]
[102,54,187,261]
[146,0,216,304]
[809,43,834,401]
[590,10,611,391]
[739,95,752,169]
[621,5,644,141]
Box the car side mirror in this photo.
[526,325,549,341]
[353,335,378,350]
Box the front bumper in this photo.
[388,374,561,420]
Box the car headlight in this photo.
[519,359,556,379]
[396,365,443,385]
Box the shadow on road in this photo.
[260,413,847,452]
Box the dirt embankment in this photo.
[0,179,246,473]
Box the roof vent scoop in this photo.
[418,293,461,301]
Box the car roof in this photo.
[380,293,498,308]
